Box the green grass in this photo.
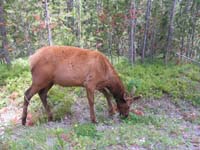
[0,58,75,123]
[1,57,200,109]
[0,115,184,150]
[116,58,200,105]
[0,57,199,149]
[73,123,99,138]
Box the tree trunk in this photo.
[129,0,136,64]
[164,0,176,64]
[185,0,192,58]
[77,0,82,47]
[44,0,53,46]
[67,0,74,12]
[141,0,151,63]
[66,0,74,31]
[0,0,10,64]
[150,17,156,59]
[106,0,113,63]
[191,1,199,59]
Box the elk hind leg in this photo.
[22,85,39,125]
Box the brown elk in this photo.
[22,46,141,125]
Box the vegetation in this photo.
[0,58,199,110]
[1,0,200,64]
[0,58,199,149]
[0,0,200,149]
[116,59,200,105]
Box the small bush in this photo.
[123,113,162,126]
[0,58,29,86]
[74,123,99,138]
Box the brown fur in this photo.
[22,46,140,125]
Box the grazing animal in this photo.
[22,46,141,125]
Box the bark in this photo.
[66,0,74,31]
[44,0,53,46]
[0,0,10,64]
[129,0,136,64]
[191,2,199,58]
[180,36,185,62]
[77,0,82,47]
[185,0,192,57]
[141,0,151,63]
[67,0,74,12]
[164,0,176,64]
[150,17,156,59]
[106,0,113,63]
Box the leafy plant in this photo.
[115,58,200,105]
[123,113,163,126]
[73,123,99,138]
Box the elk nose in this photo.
[124,114,128,118]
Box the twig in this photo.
[175,53,200,66]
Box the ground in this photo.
[0,94,199,150]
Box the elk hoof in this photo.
[48,116,53,122]
[91,119,98,124]
[22,118,26,126]
[109,109,116,116]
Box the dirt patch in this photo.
[0,104,22,136]
[133,96,200,150]
[1,96,200,149]
[57,96,200,149]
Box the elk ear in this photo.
[130,86,136,97]
[123,92,130,101]
[128,95,143,106]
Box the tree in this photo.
[129,0,137,64]
[1,0,200,63]
[165,0,176,64]
[141,0,151,63]
[44,0,53,46]
[0,0,10,64]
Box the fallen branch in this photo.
[175,53,200,66]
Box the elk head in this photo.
[117,90,142,117]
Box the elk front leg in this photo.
[100,88,116,115]
[86,87,96,123]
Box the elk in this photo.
[22,46,141,125]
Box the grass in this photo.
[115,58,200,105]
[0,114,185,150]
[0,57,200,149]
[1,57,200,110]
[0,58,80,121]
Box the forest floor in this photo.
[1,59,200,149]
[0,94,200,150]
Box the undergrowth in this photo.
[0,58,199,149]
[0,58,76,123]
[1,116,184,150]
[0,57,199,121]
[115,59,200,105]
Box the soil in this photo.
[0,96,200,149]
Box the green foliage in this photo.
[1,116,184,149]
[73,123,99,138]
[123,113,162,126]
[48,86,74,121]
[0,58,74,121]
[0,58,30,86]
[54,128,65,149]
[116,58,200,105]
